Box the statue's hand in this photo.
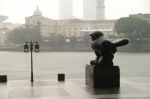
[90,60,98,65]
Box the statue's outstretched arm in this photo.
[113,39,129,48]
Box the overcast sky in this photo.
[0,0,150,24]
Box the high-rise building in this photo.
[83,0,105,20]
[59,0,73,20]
[96,0,105,20]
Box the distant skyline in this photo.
[59,0,73,20]
[0,0,150,24]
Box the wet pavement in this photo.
[0,77,150,99]
[0,52,150,98]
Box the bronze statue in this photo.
[90,31,129,67]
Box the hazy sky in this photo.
[0,0,150,24]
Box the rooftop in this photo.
[129,13,150,18]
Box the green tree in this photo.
[25,23,42,42]
[70,36,77,46]
[56,34,66,46]
[47,33,57,46]
[114,17,150,38]
[114,17,150,48]
[7,27,26,46]
[7,24,42,45]
[83,33,91,45]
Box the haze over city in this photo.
[0,0,150,24]
[0,0,150,98]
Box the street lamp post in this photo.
[24,41,39,82]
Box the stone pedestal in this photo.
[85,65,120,88]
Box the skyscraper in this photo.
[83,0,105,20]
[59,0,73,20]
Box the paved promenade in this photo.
[0,77,150,99]
[0,52,150,99]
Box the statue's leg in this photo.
[97,53,114,66]
[97,40,114,67]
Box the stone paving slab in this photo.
[0,77,150,99]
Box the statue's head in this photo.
[90,31,104,41]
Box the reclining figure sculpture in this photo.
[90,31,129,67]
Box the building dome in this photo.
[33,6,42,16]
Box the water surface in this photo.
[0,51,149,80]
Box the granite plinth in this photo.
[85,65,120,88]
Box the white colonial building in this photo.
[25,6,116,38]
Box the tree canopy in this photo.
[7,24,42,46]
[114,17,150,49]
[114,17,150,37]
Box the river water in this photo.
[0,51,150,80]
